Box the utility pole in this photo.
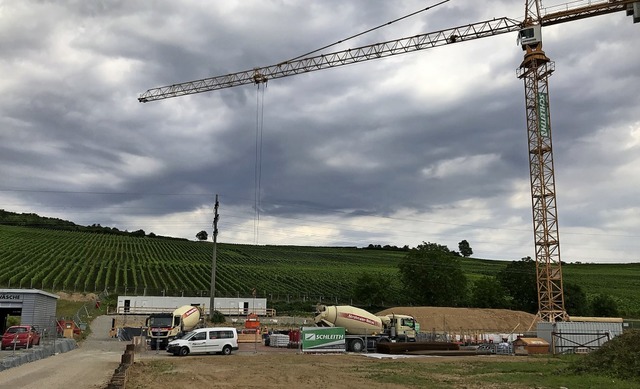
[209,195,219,321]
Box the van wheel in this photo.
[179,347,190,356]
[350,339,365,352]
[222,345,232,355]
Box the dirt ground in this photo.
[0,304,537,388]
[0,314,124,388]
[127,344,518,389]
[127,305,538,389]
[56,291,99,301]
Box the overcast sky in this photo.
[1,1,639,263]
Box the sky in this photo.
[1,0,639,263]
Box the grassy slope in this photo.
[0,224,639,317]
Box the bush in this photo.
[568,330,640,381]
[270,300,317,316]
[7,315,20,326]
[210,310,226,324]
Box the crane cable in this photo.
[254,83,266,244]
[252,0,450,243]
[284,0,451,63]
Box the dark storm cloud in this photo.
[1,1,639,262]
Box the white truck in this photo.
[166,327,239,356]
[146,305,203,350]
[314,305,419,352]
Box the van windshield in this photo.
[181,331,197,340]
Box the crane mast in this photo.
[511,0,640,322]
[139,1,639,322]
[518,1,566,322]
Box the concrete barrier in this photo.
[106,343,136,389]
[0,338,77,371]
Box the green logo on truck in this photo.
[302,327,345,352]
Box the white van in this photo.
[166,327,238,356]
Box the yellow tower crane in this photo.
[139,0,639,323]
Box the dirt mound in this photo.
[376,307,537,333]
[56,292,98,302]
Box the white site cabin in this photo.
[116,295,270,316]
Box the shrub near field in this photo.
[0,223,639,317]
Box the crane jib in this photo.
[138,0,637,103]
[138,17,523,103]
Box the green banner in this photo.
[537,92,550,138]
[301,327,345,352]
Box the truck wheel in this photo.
[222,345,232,355]
[179,347,190,356]
[350,339,364,353]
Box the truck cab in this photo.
[146,312,175,349]
[146,305,203,349]
[381,314,418,341]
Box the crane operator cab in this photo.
[518,25,542,50]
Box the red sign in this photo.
[339,312,377,326]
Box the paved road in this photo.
[0,315,127,389]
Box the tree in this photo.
[563,282,589,316]
[131,229,145,237]
[196,230,208,241]
[398,242,468,307]
[590,294,619,317]
[210,310,226,324]
[353,272,395,306]
[497,256,538,313]
[458,240,473,257]
[470,276,509,309]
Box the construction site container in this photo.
[512,337,549,354]
[537,321,623,354]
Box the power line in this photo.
[284,0,451,62]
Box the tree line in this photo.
[354,242,619,317]
[361,239,473,257]
[0,209,187,241]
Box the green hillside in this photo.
[0,223,639,318]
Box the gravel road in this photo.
[0,315,127,389]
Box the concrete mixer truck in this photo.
[314,305,419,352]
[146,305,203,350]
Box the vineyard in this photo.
[1,224,639,317]
[0,225,406,302]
